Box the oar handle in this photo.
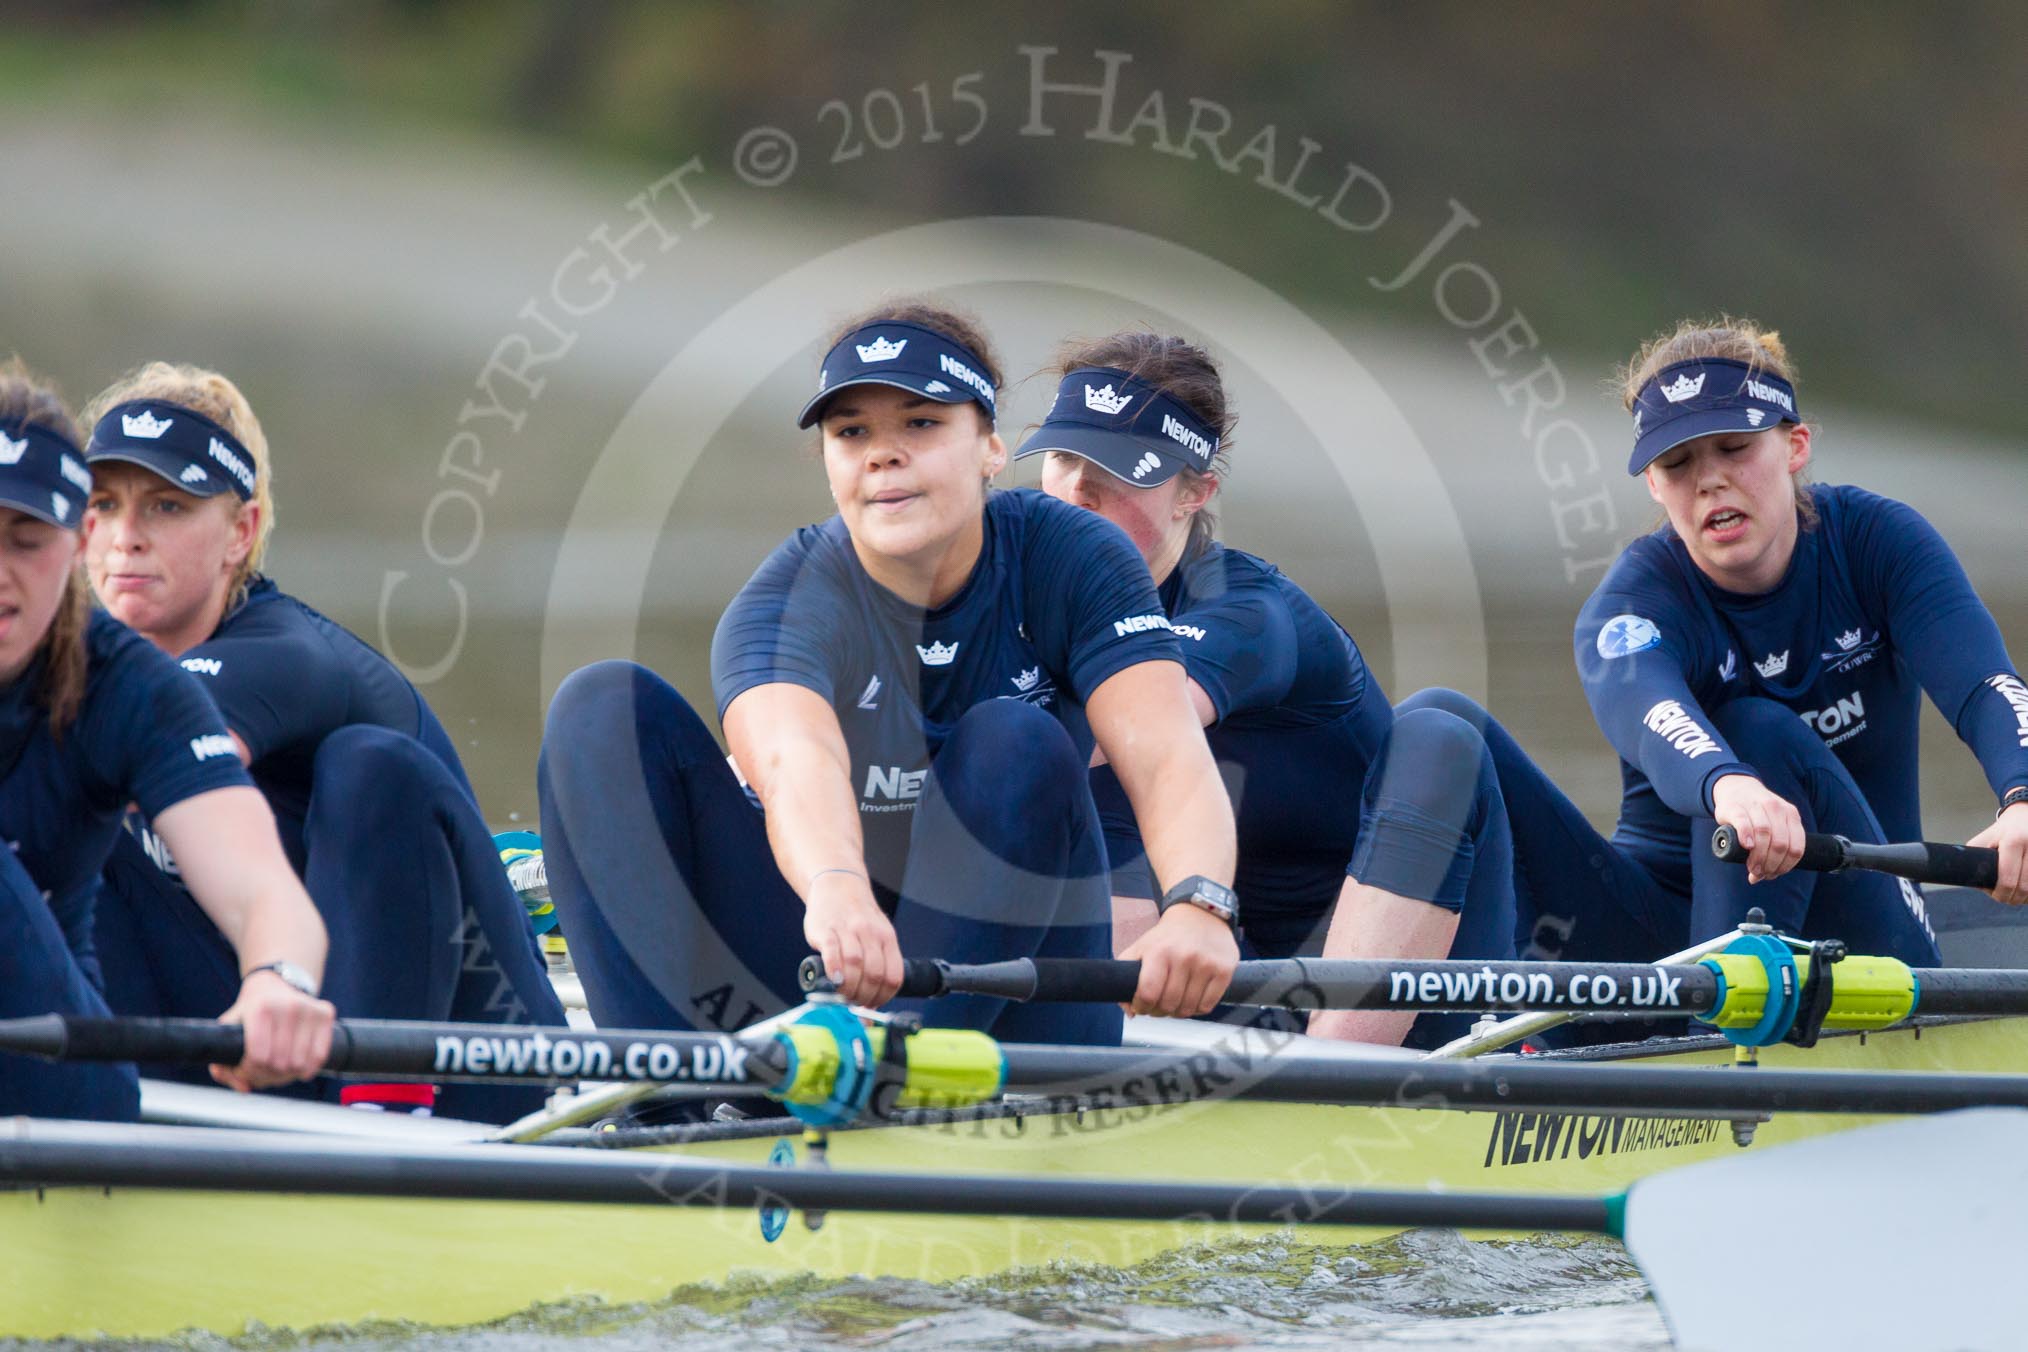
[1711,827,1998,890]
[54,1016,252,1066]
[886,958,1143,1003]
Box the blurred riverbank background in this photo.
[2,0,2022,844]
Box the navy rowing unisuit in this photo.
[1092,543,1387,948]
[91,577,566,1123]
[0,611,249,1120]
[540,489,1181,1045]
[1572,484,2025,956]
[1089,542,1520,1047]
[1381,483,2019,987]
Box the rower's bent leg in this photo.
[0,852,139,1121]
[1697,698,1941,965]
[1395,688,1685,965]
[1316,704,1514,1047]
[92,837,247,1083]
[539,660,805,1034]
[891,700,1121,1045]
[305,725,568,1121]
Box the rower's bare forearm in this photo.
[1089,661,1236,891]
[1135,741,1237,890]
[758,741,870,898]
[153,787,328,980]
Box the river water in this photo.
[21,1234,1667,1350]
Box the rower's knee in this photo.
[1394,686,1491,729]
[312,725,450,820]
[1367,706,1494,822]
[938,699,1083,801]
[1710,696,1837,784]
[542,660,715,784]
[926,700,1088,864]
[1352,707,1501,911]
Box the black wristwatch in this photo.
[244,960,320,998]
[2002,786,2028,819]
[1157,874,1240,928]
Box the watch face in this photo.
[1163,875,1238,924]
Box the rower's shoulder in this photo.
[83,608,168,677]
[993,486,1120,543]
[1808,481,1927,536]
[78,612,220,719]
[1587,526,1697,603]
[207,578,420,697]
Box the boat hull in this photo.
[2,1018,2017,1339]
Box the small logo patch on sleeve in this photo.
[1597,614,1662,660]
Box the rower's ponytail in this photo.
[0,358,89,738]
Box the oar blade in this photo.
[1624,1107,2028,1351]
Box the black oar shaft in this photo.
[0,1120,1612,1234]
[0,1016,787,1088]
[995,1041,2028,1116]
[883,956,1721,1015]
[1712,827,1999,891]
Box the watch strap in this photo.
[244,960,319,998]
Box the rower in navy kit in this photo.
[1369,319,2026,986]
[82,363,563,1122]
[0,361,333,1120]
[540,301,1241,1044]
[1025,332,1516,1047]
[1572,320,2027,950]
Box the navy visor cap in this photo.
[797,321,998,429]
[1628,358,1800,474]
[1012,367,1219,488]
[85,400,257,500]
[0,419,90,529]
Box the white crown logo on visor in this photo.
[122,410,174,439]
[855,336,907,362]
[1083,384,1132,416]
[1660,372,1706,404]
[0,431,26,464]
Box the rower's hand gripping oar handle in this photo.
[1711,826,1999,890]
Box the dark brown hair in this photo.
[0,358,88,737]
[1051,331,1233,555]
[823,297,1003,430]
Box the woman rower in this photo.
[0,361,332,1119]
[540,300,1240,1044]
[81,363,565,1122]
[1023,332,1516,1047]
[1367,318,2026,998]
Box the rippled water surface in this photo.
[25,1233,1669,1352]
